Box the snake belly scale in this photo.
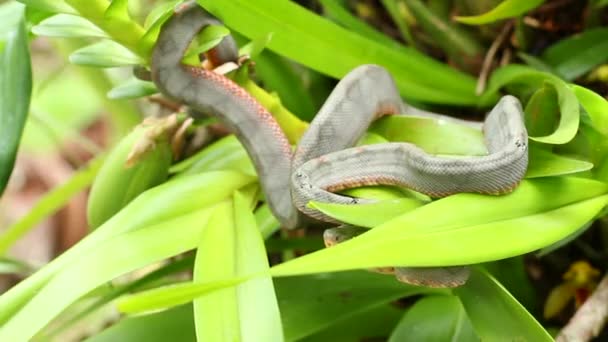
[151,3,529,288]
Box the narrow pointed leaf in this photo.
[455,0,545,25]
[0,2,31,196]
[197,0,480,105]
[107,77,158,100]
[269,178,608,276]
[32,14,108,38]
[454,269,552,341]
[70,40,143,67]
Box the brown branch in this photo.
[475,21,513,95]
[557,273,608,342]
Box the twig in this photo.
[475,21,513,95]
[557,273,608,341]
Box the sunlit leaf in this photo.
[107,77,158,100]
[526,147,593,178]
[455,0,545,25]
[269,178,608,276]
[15,0,75,14]
[32,14,108,38]
[69,40,143,67]
[572,85,608,135]
[197,0,480,105]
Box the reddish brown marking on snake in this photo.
[184,65,292,156]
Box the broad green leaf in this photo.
[197,0,481,105]
[233,192,283,341]
[371,116,487,155]
[454,269,552,341]
[255,203,280,239]
[388,295,478,342]
[0,208,215,341]
[107,77,158,100]
[526,147,593,178]
[482,65,579,144]
[269,177,608,276]
[525,84,559,137]
[455,0,545,25]
[300,304,404,342]
[15,0,75,14]
[572,85,608,135]
[0,2,31,196]
[170,135,255,177]
[69,40,143,67]
[275,271,444,341]
[104,0,129,21]
[138,3,175,57]
[542,28,608,80]
[87,305,196,342]
[0,157,102,254]
[32,14,108,38]
[193,202,241,341]
[309,198,424,228]
[0,171,254,325]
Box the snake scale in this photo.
[151,2,529,288]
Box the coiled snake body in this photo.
[151,3,529,287]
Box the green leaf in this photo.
[404,0,483,69]
[238,32,273,58]
[309,198,424,228]
[371,116,487,155]
[104,0,129,21]
[197,0,480,105]
[453,269,552,341]
[232,192,283,341]
[572,85,608,135]
[0,2,31,196]
[0,171,254,326]
[388,295,478,341]
[300,304,404,342]
[170,135,255,177]
[0,15,27,183]
[118,279,245,314]
[269,177,608,276]
[193,201,241,341]
[184,25,231,63]
[107,77,158,100]
[31,14,108,38]
[275,271,443,341]
[318,0,405,51]
[15,0,75,14]
[524,84,560,137]
[0,157,102,254]
[526,147,593,178]
[0,257,34,276]
[455,0,545,25]
[69,40,143,67]
[482,65,579,144]
[86,305,196,342]
[0,207,216,341]
[542,28,608,80]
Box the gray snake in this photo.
[151,3,528,287]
